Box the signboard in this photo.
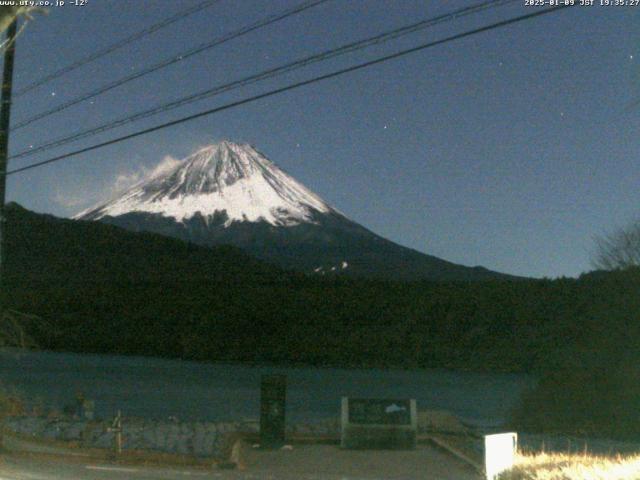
[348,398,412,425]
[260,374,286,449]
[341,397,417,449]
[484,432,517,480]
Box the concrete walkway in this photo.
[238,443,482,479]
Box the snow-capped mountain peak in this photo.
[73,140,516,281]
[75,141,333,227]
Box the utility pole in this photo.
[0,18,17,313]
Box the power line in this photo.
[11,0,516,161]
[12,0,330,130]
[14,0,221,97]
[5,4,573,177]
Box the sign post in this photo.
[107,410,123,457]
[260,374,286,449]
[484,432,517,480]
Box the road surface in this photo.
[0,445,481,480]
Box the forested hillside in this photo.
[5,203,639,375]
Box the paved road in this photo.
[0,445,482,480]
[1,455,214,480]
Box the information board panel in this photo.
[341,397,417,449]
[348,398,412,425]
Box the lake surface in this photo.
[0,349,534,426]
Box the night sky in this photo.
[4,0,639,278]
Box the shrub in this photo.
[511,363,640,440]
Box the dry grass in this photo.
[0,309,45,349]
[0,382,25,419]
[500,452,640,480]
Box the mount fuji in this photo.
[75,141,513,281]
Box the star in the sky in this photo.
[50,91,56,96]
[630,54,634,60]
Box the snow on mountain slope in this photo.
[74,140,518,281]
[75,141,333,227]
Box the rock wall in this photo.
[3,416,250,457]
[3,415,340,457]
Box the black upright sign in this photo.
[260,374,286,448]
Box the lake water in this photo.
[0,349,534,426]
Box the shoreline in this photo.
[0,346,536,376]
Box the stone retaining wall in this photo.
[3,410,457,457]
[2,415,340,457]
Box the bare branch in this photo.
[592,220,640,271]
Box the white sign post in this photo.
[484,432,517,480]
